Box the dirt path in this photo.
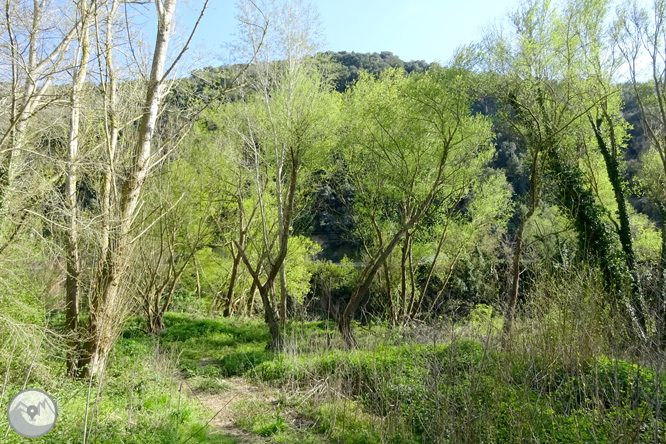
[183,377,277,443]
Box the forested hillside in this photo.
[1,0,666,443]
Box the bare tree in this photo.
[615,0,666,345]
[79,0,193,377]
[65,0,93,376]
[0,0,82,250]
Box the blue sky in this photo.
[168,0,522,68]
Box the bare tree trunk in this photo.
[405,233,417,324]
[100,0,119,258]
[247,279,258,315]
[398,230,412,323]
[195,262,201,300]
[150,262,188,334]
[223,244,241,317]
[2,0,17,210]
[65,0,91,377]
[80,0,178,378]
[382,262,395,326]
[224,199,252,316]
[502,213,531,341]
[339,224,413,348]
[651,198,665,337]
[223,254,239,315]
[278,264,288,324]
[261,285,283,350]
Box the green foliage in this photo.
[465,303,503,334]
[231,399,288,437]
[285,235,322,303]
[634,212,661,262]
[638,147,666,210]
[320,50,432,93]
[548,149,629,292]
[314,255,357,291]
[107,284,666,444]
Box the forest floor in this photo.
[148,312,407,443]
[71,308,666,444]
[184,377,271,443]
[12,302,666,443]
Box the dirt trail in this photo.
[183,377,277,443]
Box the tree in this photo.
[335,67,494,347]
[0,0,85,263]
[64,0,93,376]
[230,0,338,349]
[135,157,215,334]
[483,0,622,339]
[78,0,212,377]
[615,0,666,344]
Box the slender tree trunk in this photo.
[236,162,298,349]
[260,285,283,350]
[406,233,417,323]
[152,264,188,334]
[224,196,250,316]
[339,224,413,348]
[501,94,545,343]
[502,210,533,341]
[224,245,241,317]
[412,215,452,318]
[2,0,17,211]
[338,313,356,349]
[247,279,258,315]
[80,0,178,378]
[370,215,395,324]
[382,262,395,326]
[279,264,288,324]
[399,231,409,322]
[101,0,119,258]
[657,203,666,349]
[236,241,286,350]
[65,0,91,377]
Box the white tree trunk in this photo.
[66,0,91,376]
[81,0,178,378]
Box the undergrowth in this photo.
[0,323,243,443]
[150,296,666,444]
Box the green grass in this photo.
[145,312,666,443]
[0,320,254,444]
[148,313,343,379]
[13,311,664,443]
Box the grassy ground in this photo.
[116,311,666,444]
[4,304,666,443]
[0,318,246,444]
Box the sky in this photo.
[167,0,523,68]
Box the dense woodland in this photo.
[2,0,666,442]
